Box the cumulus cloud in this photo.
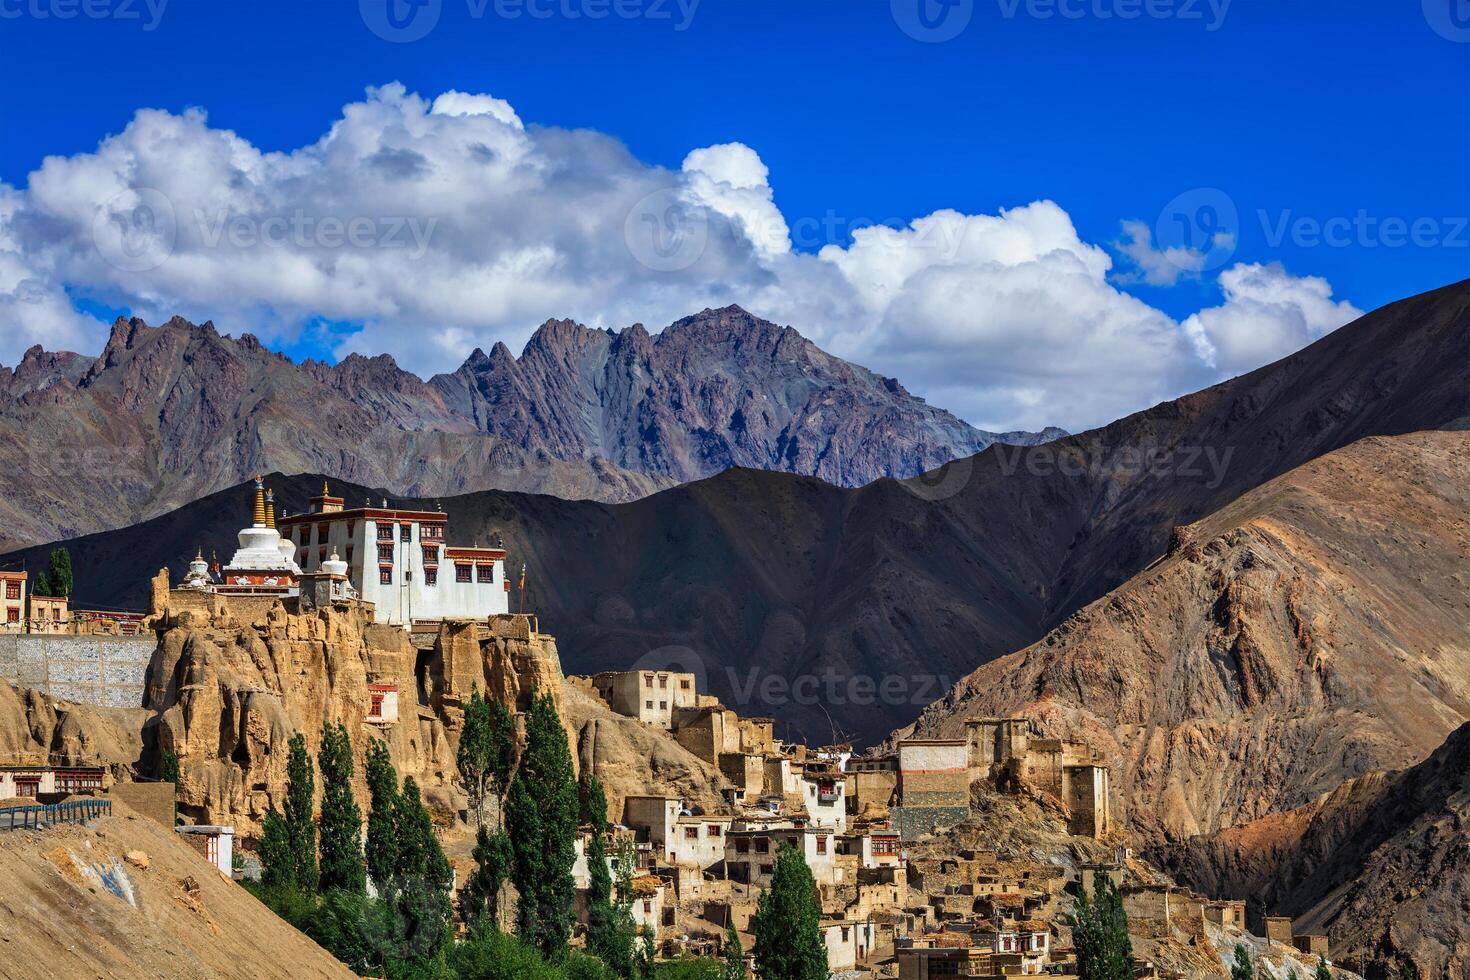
[1181,262,1363,374]
[0,83,1363,433]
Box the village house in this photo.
[799,767,847,832]
[589,670,698,729]
[1,571,26,632]
[621,795,730,872]
[821,916,877,971]
[894,739,971,839]
[0,764,106,800]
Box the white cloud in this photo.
[1181,262,1363,373]
[0,83,1363,434]
[1114,218,1211,287]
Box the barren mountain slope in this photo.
[1161,719,1470,979]
[896,430,1470,847]
[0,306,1047,549]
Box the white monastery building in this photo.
[278,483,509,626]
[187,479,509,628]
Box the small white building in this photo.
[589,670,698,729]
[366,683,399,725]
[621,795,730,871]
[800,770,847,832]
[0,765,104,799]
[177,825,235,877]
[725,819,841,888]
[823,918,877,971]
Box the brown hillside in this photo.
[896,430,1470,848]
[0,799,352,979]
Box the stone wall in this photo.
[111,781,177,827]
[0,634,154,708]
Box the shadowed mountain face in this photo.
[1160,718,1470,980]
[5,282,1467,745]
[0,305,1056,550]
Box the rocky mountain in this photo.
[1160,719,1470,979]
[0,306,1056,550]
[11,281,1465,747]
[895,430,1470,847]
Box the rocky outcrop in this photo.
[1161,721,1470,980]
[0,306,1053,550]
[0,678,145,772]
[896,431,1470,850]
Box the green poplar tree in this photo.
[364,738,399,895]
[506,689,579,963]
[464,823,513,927]
[458,687,494,826]
[1073,876,1132,980]
[722,919,747,980]
[585,777,636,977]
[750,844,827,980]
[284,731,318,893]
[316,722,365,893]
[488,698,516,819]
[394,776,453,963]
[260,806,297,890]
[1316,954,1333,980]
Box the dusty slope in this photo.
[7,281,1467,743]
[0,799,352,980]
[1161,720,1470,980]
[896,430,1470,847]
[0,305,1046,549]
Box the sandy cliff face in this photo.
[897,431,1470,848]
[142,580,583,836]
[136,578,727,838]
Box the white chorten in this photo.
[218,477,301,593]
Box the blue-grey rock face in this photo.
[429,304,1061,488]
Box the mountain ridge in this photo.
[10,280,1465,747]
[0,305,1058,549]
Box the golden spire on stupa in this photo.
[252,475,266,527]
[266,489,277,529]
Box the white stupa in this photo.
[181,551,213,590]
[217,477,301,594]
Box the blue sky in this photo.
[0,0,1466,431]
